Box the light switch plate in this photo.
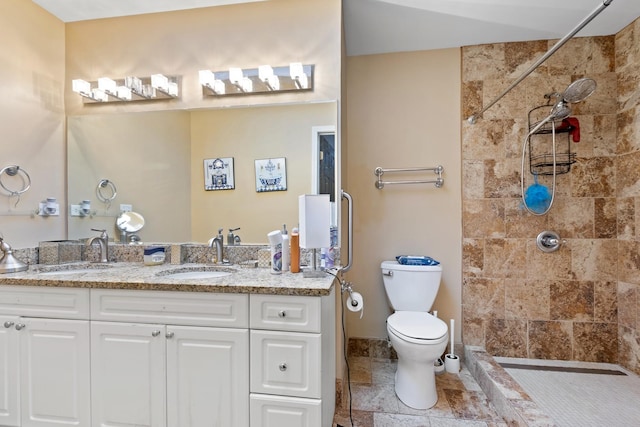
[70,204,82,216]
[38,202,60,216]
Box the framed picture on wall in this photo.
[255,157,287,192]
[204,157,234,190]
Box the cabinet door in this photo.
[91,321,166,427]
[166,325,249,427]
[20,318,90,427]
[0,316,19,427]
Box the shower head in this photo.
[561,78,597,104]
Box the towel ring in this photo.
[0,165,31,196]
[96,179,117,204]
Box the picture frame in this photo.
[204,157,234,190]
[255,157,287,192]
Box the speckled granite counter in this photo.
[0,262,337,296]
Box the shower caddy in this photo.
[527,104,576,176]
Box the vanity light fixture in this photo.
[259,65,280,91]
[289,62,309,89]
[199,63,313,97]
[72,79,91,97]
[229,68,253,93]
[199,70,226,95]
[72,75,180,103]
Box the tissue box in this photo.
[144,246,166,265]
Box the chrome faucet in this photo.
[210,228,224,264]
[87,228,109,263]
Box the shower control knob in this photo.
[536,230,563,253]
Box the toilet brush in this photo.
[445,318,460,373]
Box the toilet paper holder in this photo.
[341,280,359,308]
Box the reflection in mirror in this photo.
[67,102,338,244]
[116,211,145,243]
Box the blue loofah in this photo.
[523,174,551,214]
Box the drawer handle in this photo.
[15,323,25,331]
[151,330,161,337]
[166,332,175,339]
[3,321,14,328]
[279,363,287,372]
[278,310,286,318]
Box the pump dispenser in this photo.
[282,224,290,272]
[290,227,300,273]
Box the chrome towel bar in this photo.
[374,165,444,189]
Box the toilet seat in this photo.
[387,311,447,341]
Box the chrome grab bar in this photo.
[340,190,353,273]
[375,165,444,189]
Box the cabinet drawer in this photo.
[251,330,321,399]
[250,294,321,333]
[0,285,89,319]
[250,394,321,427]
[91,289,248,327]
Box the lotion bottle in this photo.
[267,230,283,274]
[290,227,300,273]
[281,224,290,272]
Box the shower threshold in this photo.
[465,346,640,427]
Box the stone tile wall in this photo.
[615,19,640,373]
[461,18,640,374]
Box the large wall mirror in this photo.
[67,102,338,244]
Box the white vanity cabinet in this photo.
[249,292,335,427]
[90,289,250,427]
[0,286,91,427]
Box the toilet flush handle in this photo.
[382,270,393,277]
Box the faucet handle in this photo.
[229,227,240,232]
[91,228,108,238]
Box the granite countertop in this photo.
[0,262,337,296]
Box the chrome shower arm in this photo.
[467,0,613,124]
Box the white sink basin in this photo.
[158,266,235,280]
[164,270,232,280]
[36,264,112,276]
[38,269,103,276]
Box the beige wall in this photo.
[345,49,463,341]
[190,103,337,243]
[0,1,66,248]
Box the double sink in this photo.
[34,263,234,280]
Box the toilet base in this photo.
[394,354,439,409]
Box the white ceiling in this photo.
[32,0,640,56]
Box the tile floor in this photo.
[332,354,508,427]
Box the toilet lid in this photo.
[387,312,447,340]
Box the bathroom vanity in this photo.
[0,263,336,427]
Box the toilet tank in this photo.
[381,260,442,312]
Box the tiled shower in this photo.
[461,17,640,374]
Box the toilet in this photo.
[381,260,448,409]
